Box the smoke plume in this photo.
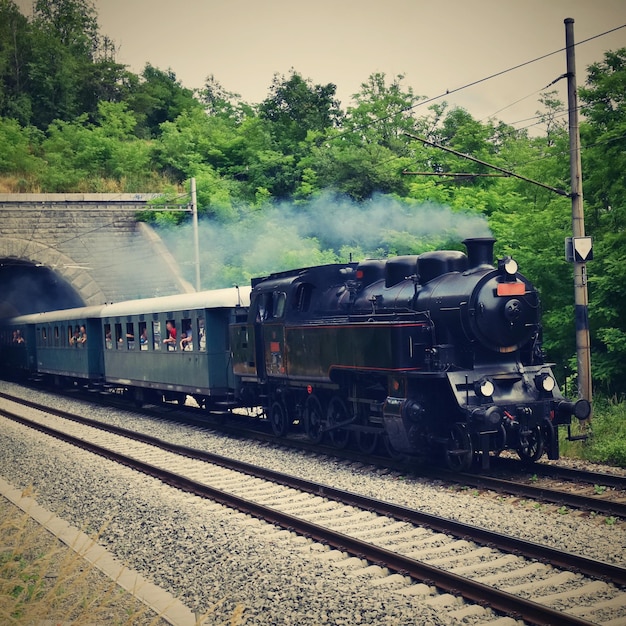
[158,191,492,290]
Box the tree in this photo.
[0,0,33,124]
[578,48,626,394]
[124,64,203,138]
[0,116,44,175]
[199,73,254,121]
[300,73,424,200]
[26,0,113,128]
[32,0,99,59]
[259,70,342,151]
[345,72,424,151]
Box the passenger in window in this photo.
[78,325,87,345]
[180,323,193,351]
[163,321,177,350]
[139,327,148,350]
[104,325,112,349]
[70,326,80,345]
[198,320,206,351]
[14,330,25,345]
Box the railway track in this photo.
[1,392,626,625]
[3,387,626,517]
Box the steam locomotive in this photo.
[0,237,589,470]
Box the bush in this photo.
[560,396,626,467]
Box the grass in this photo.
[0,494,245,625]
[0,497,165,625]
[559,395,626,467]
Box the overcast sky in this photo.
[17,0,626,131]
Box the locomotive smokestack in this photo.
[463,237,496,269]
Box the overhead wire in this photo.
[394,23,626,177]
[341,23,626,139]
[472,25,626,129]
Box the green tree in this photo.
[25,0,109,128]
[301,73,424,200]
[33,0,99,58]
[345,72,424,151]
[0,0,33,124]
[578,48,626,394]
[124,64,203,139]
[259,69,342,149]
[199,73,254,121]
[38,101,154,190]
[0,116,44,175]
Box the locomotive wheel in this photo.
[356,430,379,455]
[270,401,289,437]
[382,434,405,460]
[444,424,473,472]
[517,425,545,464]
[304,394,325,444]
[327,396,351,449]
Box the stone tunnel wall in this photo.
[0,193,194,306]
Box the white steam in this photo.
[158,192,492,290]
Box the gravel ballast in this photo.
[1,381,625,624]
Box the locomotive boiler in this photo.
[231,237,590,469]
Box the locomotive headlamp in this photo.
[477,379,495,398]
[498,256,518,277]
[535,373,556,393]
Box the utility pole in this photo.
[190,177,201,291]
[565,18,592,404]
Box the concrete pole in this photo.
[565,18,592,404]
[190,177,201,291]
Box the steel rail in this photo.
[430,469,626,519]
[489,456,626,490]
[6,389,626,516]
[1,395,625,587]
[0,406,598,626]
[0,406,620,625]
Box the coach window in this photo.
[152,321,161,350]
[197,317,205,351]
[104,323,112,349]
[115,323,123,349]
[41,327,47,346]
[53,326,59,347]
[164,319,176,351]
[126,322,135,350]
[138,321,148,350]
[180,318,193,351]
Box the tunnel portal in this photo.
[0,193,195,320]
[0,259,85,317]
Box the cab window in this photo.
[273,292,286,318]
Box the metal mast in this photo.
[565,17,592,404]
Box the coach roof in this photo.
[4,287,251,325]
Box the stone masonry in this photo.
[0,193,194,306]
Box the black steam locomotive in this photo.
[231,237,590,469]
[0,237,589,470]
